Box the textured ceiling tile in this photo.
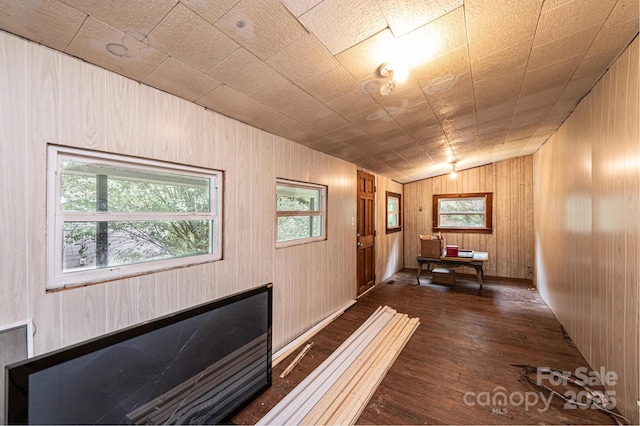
[534,0,618,46]
[65,17,167,81]
[473,69,523,110]
[251,78,311,112]
[235,103,288,130]
[0,0,87,51]
[326,88,378,116]
[196,84,259,116]
[280,93,334,123]
[300,0,388,55]
[142,58,221,102]
[335,29,396,81]
[379,0,462,38]
[307,111,351,133]
[381,132,417,149]
[465,0,543,61]
[264,118,317,142]
[470,39,531,82]
[541,0,573,12]
[280,0,323,17]
[347,106,400,136]
[181,0,239,24]
[396,6,467,67]
[410,123,447,142]
[147,4,239,72]
[215,0,307,60]
[327,125,368,142]
[571,52,617,85]
[298,66,361,103]
[520,54,582,95]
[266,34,339,85]
[59,0,177,41]
[585,18,640,58]
[528,24,600,71]
[604,0,639,27]
[390,101,438,128]
[206,48,284,95]
[424,71,475,120]
[413,46,470,89]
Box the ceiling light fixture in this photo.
[378,63,408,96]
[379,63,395,96]
[449,162,457,179]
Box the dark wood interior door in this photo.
[356,170,375,296]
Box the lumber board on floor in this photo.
[257,306,419,426]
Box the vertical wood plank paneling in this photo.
[135,275,156,323]
[214,114,238,297]
[0,31,28,327]
[404,158,533,278]
[105,73,138,156]
[534,37,638,425]
[136,84,158,159]
[235,124,252,294]
[60,285,106,347]
[375,175,403,283]
[621,40,639,421]
[105,279,136,333]
[25,41,62,355]
[59,56,105,150]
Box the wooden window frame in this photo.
[385,191,402,234]
[432,192,493,234]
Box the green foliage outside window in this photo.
[61,172,212,271]
[276,182,325,245]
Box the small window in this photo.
[386,191,402,234]
[276,179,327,247]
[47,146,223,289]
[433,192,493,233]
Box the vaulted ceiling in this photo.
[1,0,638,183]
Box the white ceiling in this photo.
[1,0,638,183]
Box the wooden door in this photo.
[356,171,375,296]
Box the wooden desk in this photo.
[416,252,489,292]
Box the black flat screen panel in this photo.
[6,284,272,425]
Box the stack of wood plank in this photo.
[257,306,419,425]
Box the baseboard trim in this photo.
[272,299,357,367]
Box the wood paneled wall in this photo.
[533,37,639,424]
[0,31,383,356]
[375,175,403,283]
[404,156,534,279]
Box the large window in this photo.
[276,179,327,247]
[47,146,223,289]
[433,192,493,233]
[386,191,402,234]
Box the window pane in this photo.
[387,197,398,213]
[60,159,210,213]
[276,185,321,212]
[388,213,399,227]
[63,220,212,272]
[439,198,485,213]
[439,214,485,227]
[277,216,322,242]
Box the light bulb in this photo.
[393,67,409,83]
[450,170,457,179]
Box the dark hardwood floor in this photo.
[233,269,621,425]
